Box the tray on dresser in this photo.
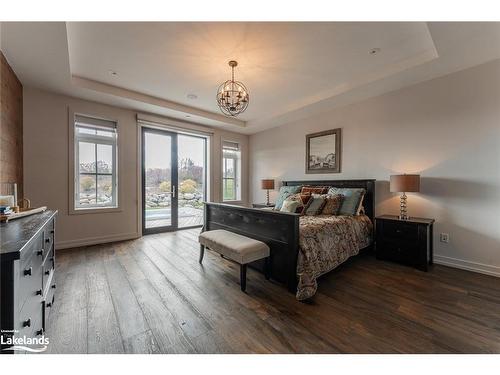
[0,206,47,222]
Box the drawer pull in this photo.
[36,289,42,295]
[45,238,51,243]
[24,267,32,276]
[23,318,31,328]
[46,302,52,308]
[37,249,44,256]
[36,329,44,336]
[45,270,50,276]
[51,284,56,289]
[50,230,54,234]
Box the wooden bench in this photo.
[198,229,270,292]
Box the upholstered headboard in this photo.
[282,179,376,222]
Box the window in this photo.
[74,115,118,209]
[222,141,241,201]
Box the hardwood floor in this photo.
[46,229,500,354]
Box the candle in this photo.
[13,183,18,206]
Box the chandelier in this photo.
[216,60,249,116]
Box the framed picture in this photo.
[306,128,342,174]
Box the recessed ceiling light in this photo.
[108,70,118,76]
[187,94,198,100]
[185,115,191,118]
[369,48,381,55]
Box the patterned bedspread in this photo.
[296,215,373,300]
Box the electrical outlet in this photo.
[440,233,450,243]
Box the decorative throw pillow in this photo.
[301,186,329,196]
[327,187,366,216]
[303,195,327,216]
[321,194,344,215]
[356,195,365,215]
[287,193,313,214]
[274,186,302,210]
[280,198,301,213]
[290,193,313,205]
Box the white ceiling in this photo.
[2,22,500,134]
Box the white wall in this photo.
[249,59,500,276]
[23,87,248,249]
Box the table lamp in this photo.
[261,179,275,206]
[390,174,420,220]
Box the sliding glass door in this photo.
[178,134,207,228]
[142,128,178,233]
[142,127,207,234]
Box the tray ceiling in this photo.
[2,22,500,133]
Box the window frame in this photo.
[69,111,121,214]
[222,142,241,202]
[75,127,118,209]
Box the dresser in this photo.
[375,215,434,271]
[0,210,57,353]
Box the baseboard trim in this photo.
[56,232,140,250]
[434,255,500,278]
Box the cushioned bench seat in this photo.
[198,229,270,292]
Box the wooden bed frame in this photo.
[203,179,376,293]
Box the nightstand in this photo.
[252,203,275,209]
[375,215,435,271]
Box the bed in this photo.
[203,179,375,300]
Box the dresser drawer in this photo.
[20,234,44,270]
[17,296,44,339]
[43,274,56,330]
[42,220,55,253]
[42,253,54,290]
[42,242,54,266]
[19,256,44,312]
[380,220,418,241]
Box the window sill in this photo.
[69,206,122,215]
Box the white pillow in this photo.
[280,199,300,213]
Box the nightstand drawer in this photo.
[380,220,418,240]
[376,239,419,265]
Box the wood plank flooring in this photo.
[46,228,500,354]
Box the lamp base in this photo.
[266,190,270,206]
[399,193,408,220]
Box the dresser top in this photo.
[1,210,57,262]
[376,215,435,225]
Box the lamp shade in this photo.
[261,179,275,190]
[390,174,420,193]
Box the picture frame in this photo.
[305,128,342,174]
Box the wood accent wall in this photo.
[0,51,23,200]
